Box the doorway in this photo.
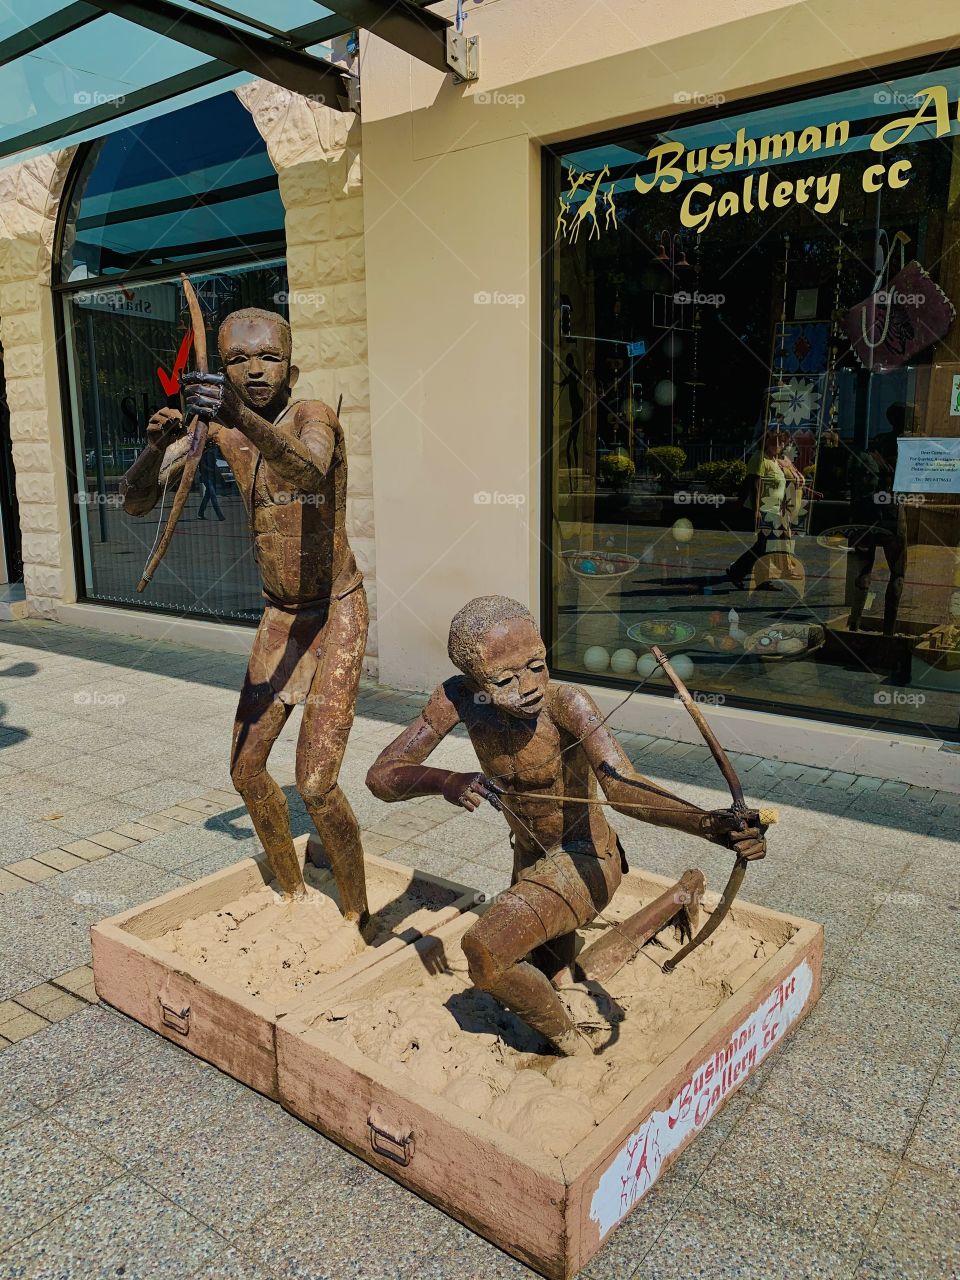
[0,349,23,583]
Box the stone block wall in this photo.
[0,150,76,618]
[0,81,376,664]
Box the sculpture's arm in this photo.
[182,372,335,493]
[553,685,764,855]
[120,407,185,516]
[120,410,220,516]
[228,401,334,492]
[366,681,498,811]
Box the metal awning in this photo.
[0,1,476,168]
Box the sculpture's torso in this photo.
[447,680,614,872]
[217,401,359,607]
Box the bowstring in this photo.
[477,662,740,818]
[480,671,658,793]
[453,665,739,1006]
[144,468,174,569]
[477,664,753,820]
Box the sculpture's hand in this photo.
[181,371,239,427]
[146,406,183,450]
[440,771,504,812]
[700,808,767,860]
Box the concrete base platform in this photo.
[278,872,823,1278]
[91,852,823,1278]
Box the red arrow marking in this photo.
[157,328,195,397]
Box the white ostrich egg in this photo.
[636,653,661,679]
[670,653,695,681]
[583,646,611,672]
[610,648,637,674]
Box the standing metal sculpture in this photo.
[121,276,370,931]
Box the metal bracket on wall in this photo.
[345,68,361,113]
[446,29,479,82]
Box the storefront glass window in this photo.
[546,65,960,739]
[57,94,287,622]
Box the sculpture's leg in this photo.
[298,586,371,936]
[576,868,705,983]
[530,930,578,987]
[461,859,613,1057]
[230,677,303,899]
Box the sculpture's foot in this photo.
[347,910,378,945]
[278,881,319,905]
[266,845,309,903]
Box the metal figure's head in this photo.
[217,308,298,417]
[448,595,549,720]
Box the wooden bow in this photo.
[137,273,209,592]
[650,644,776,973]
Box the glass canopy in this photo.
[57,91,286,283]
[0,1,352,167]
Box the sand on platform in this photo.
[312,885,794,1159]
[157,863,456,1007]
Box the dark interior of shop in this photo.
[548,69,960,738]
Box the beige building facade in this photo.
[359,0,960,788]
[0,0,959,787]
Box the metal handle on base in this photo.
[368,1113,415,1166]
[159,997,190,1035]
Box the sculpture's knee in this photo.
[461,927,505,991]
[231,754,260,798]
[297,767,337,813]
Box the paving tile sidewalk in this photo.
[0,617,957,1279]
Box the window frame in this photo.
[53,116,287,626]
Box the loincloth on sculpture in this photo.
[500,833,623,936]
[248,575,364,706]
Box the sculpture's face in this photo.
[472,617,549,719]
[219,314,292,414]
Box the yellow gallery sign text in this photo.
[636,85,955,233]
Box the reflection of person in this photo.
[121,308,370,928]
[813,426,845,498]
[846,402,908,634]
[197,445,224,521]
[559,354,585,472]
[366,596,766,1056]
[726,429,806,589]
